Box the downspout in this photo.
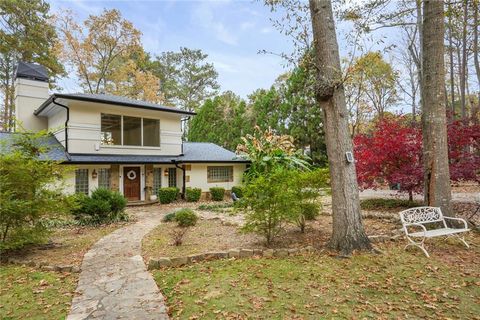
[52,97,70,154]
[172,160,186,200]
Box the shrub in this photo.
[295,202,321,233]
[163,212,176,222]
[360,198,422,211]
[185,187,202,202]
[158,187,179,204]
[71,188,128,225]
[171,227,188,246]
[0,131,70,250]
[240,168,300,244]
[301,203,320,220]
[175,208,198,227]
[209,187,225,201]
[231,186,244,198]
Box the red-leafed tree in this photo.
[354,116,480,201]
[448,119,480,183]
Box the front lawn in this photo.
[1,220,129,319]
[154,242,480,319]
[0,266,77,319]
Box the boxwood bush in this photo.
[175,208,198,227]
[158,187,179,204]
[185,187,202,202]
[231,186,244,198]
[209,187,225,201]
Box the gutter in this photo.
[172,160,186,200]
[52,98,70,153]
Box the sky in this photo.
[49,0,299,98]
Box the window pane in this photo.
[98,168,110,189]
[153,168,162,193]
[123,116,141,146]
[75,169,89,195]
[143,118,160,147]
[101,114,121,145]
[207,166,233,183]
[168,168,177,187]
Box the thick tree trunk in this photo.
[309,0,371,255]
[421,0,453,216]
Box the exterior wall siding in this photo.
[185,163,246,192]
[64,100,183,155]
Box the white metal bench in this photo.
[399,206,470,257]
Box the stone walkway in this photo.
[67,207,170,320]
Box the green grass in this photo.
[361,198,423,211]
[0,266,77,319]
[154,247,480,319]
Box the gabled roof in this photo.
[35,93,196,116]
[15,62,49,82]
[0,133,248,164]
[0,132,69,161]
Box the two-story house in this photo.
[3,62,248,202]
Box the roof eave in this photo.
[35,94,196,116]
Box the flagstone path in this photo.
[67,207,171,320]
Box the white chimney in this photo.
[14,62,49,132]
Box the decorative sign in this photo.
[126,170,137,180]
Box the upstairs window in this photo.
[123,116,141,146]
[101,114,121,145]
[101,113,160,147]
[143,118,160,147]
[207,166,233,183]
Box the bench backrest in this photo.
[399,206,445,226]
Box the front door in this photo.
[123,167,141,201]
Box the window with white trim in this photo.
[98,168,111,189]
[153,168,162,193]
[207,166,233,183]
[75,169,89,194]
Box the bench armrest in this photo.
[444,217,468,229]
[403,223,427,237]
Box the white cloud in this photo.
[190,2,238,46]
[260,27,273,34]
[240,21,255,31]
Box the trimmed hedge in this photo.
[209,187,225,201]
[231,186,244,198]
[185,187,202,202]
[158,187,179,204]
[175,208,198,227]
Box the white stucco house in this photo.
[2,62,248,202]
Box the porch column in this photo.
[145,164,154,200]
[110,164,120,192]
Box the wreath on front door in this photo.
[126,170,137,180]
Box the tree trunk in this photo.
[460,0,468,119]
[421,0,453,216]
[473,0,480,119]
[309,0,371,255]
[448,1,455,119]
